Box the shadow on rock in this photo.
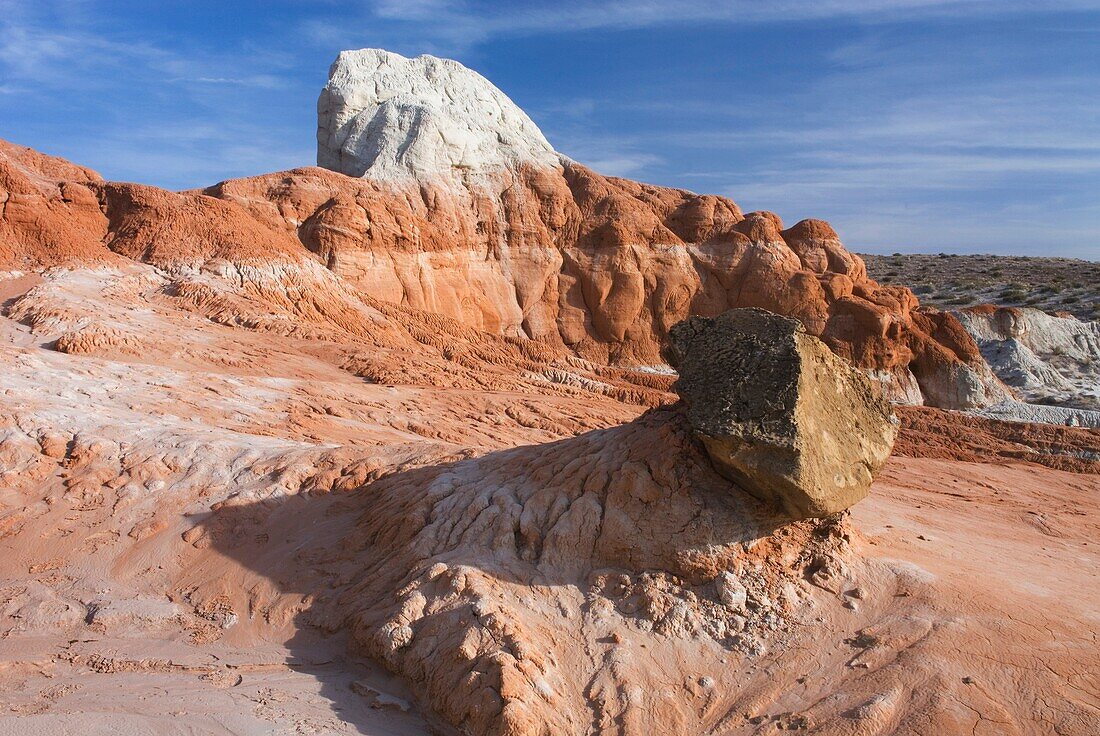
[199,405,853,735]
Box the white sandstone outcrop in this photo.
[317,48,562,182]
[954,306,1100,413]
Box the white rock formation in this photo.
[317,48,562,182]
[954,307,1100,412]
[973,399,1100,428]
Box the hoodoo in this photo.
[0,37,1097,736]
[306,49,1006,408]
[0,51,1010,410]
[317,48,562,181]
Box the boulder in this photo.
[665,308,898,519]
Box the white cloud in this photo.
[1,0,1096,256]
[0,2,315,186]
[341,0,1100,53]
[174,76,284,89]
[576,154,664,178]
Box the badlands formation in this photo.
[954,305,1100,418]
[0,48,1097,735]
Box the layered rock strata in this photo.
[0,44,1006,410]
[2,140,1097,735]
[318,406,855,735]
[955,305,1100,414]
[308,49,1007,408]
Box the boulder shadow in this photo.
[200,406,801,733]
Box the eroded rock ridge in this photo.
[1,50,1008,413]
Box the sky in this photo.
[1,1,1098,258]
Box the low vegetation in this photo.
[861,253,1099,320]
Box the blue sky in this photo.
[1,1,1098,258]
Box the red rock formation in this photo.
[200,160,1002,405]
[1,135,1096,736]
[0,140,111,267]
[895,406,1100,473]
[0,138,1000,407]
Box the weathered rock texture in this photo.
[317,48,560,181]
[2,244,1097,736]
[955,305,1100,414]
[0,113,1002,409]
[324,407,849,735]
[0,139,112,266]
[2,142,1098,734]
[895,406,1100,472]
[666,309,898,519]
[313,48,1004,407]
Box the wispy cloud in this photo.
[0,0,1096,256]
[309,1,1100,256]
[0,24,169,88]
[333,0,1100,54]
[173,76,284,88]
[524,95,664,177]
[368,0,1100,30]
[0,2,316,187]
[614,28,1100,256]
[576,153,665,178]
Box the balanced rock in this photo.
[665,308,898,519]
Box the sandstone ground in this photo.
[1,48,1098,735]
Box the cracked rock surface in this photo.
[666,308,899,519]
